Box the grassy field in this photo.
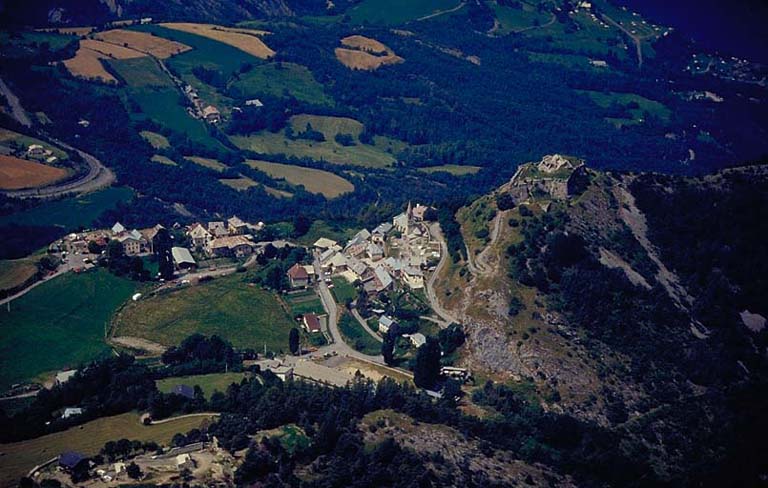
[338,313,381,355]
[419,164,481,176]
[0,412,216,487]
[231,113,405,168]
[140,130,171,149]
[295,220,357,247]
[246,160,354,198]
[156,372,248,398]
[228,62,332,106]
[331,277,357,304]
[578,90,671,126]
[284,291,325,317]
[0,269,137,390]
[0,187,133,229]
[114,273,295,354]
[108,56,173,88]
[491,1,552,34]
[0,30,75,58]
[0,254,41,293]
[348,0,460,24]
[0,128,69,160]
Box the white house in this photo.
[378,315,396,334]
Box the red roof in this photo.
[287,263,309,280]
[303,313,321,333]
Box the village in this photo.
[19,201,476,486]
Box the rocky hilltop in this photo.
[432,156,768,481]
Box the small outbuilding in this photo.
[171,246,197,270]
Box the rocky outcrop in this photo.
[508,154,588,203]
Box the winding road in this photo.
[0,78,115,199]
[425,223,460,326]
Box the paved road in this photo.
[426,223,460,326]
[3,138,115,199]
[417,1,465,21]
[0,78,115,199]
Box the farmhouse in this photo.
[56,369,77,385]
[207,221,228,237]
[111,222,126,235]
[402,266,424,289]
[117,230,147,256]
[302,313,322,333]
[202,105,221,124]
[140,224,164,253]
[227,216,249,235]
[187,223,212,248]
[405,333,427,348]
[314,237,337,251]
[206,235,254,257]
[363,267,393,295]
[287,263,310,288]
[61,407,83,419]
[172,247,197,270]
[378,315,396,334]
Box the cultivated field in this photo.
[63,39,145,82]
[94,29,191,58]
[227,62,332,106]
[335,35,403,70]
[159,23,275,59]
[113,273,295,353]
[141,130,171,149]
[0,155,68,190]
[0,412,215,487]
[185,156,228,172]
[220,177,258,191]
[156,372,248,399]
[246,160,354,198]
[0,269,137,390]
[419,164,482,176]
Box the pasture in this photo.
[490,1,552,34]
[246,160,354,198]
[0,30,75,58]
[579,90,671,126]
[113,273,295,353]
[94,29,191,58]
[141,130,170,149]
[0,155,68,190]
[156,372,248,399]
[231,115,401,168]
[419,164,481,176]
[228,62,332,106]
[159,23,274,59]
[0,412,216,487]
[347,0,460,25]
[108,56,173,87]
[0,269,137,390]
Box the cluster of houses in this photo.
[185,216,264,258]
[313,202,439,296]
[26,143,59,164]
[183,84,221,124]
[61,222,164,257]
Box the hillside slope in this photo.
[433,156,768,483]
